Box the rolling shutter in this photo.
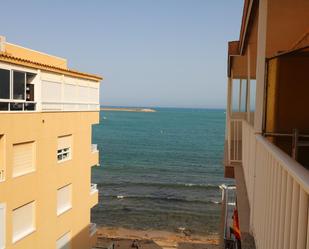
[57,184,72,215]
[56,232,71,249]
[63,84,77,103]
[42,80,62,102]
[57,135,72,150]
[88,87,99,103]
[12,142,35,177]
[12,201,35,242]
[78,85,88,102]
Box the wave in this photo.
[104,194,221,205]
[98,182,220,190]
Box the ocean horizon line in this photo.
[100,105,226,110]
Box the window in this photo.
[12,201,35,243]
[0,69,36,111]
[13,71,25,100]
[12,141,35,177]
[56,232,71,249]
[57,184,72,215]
[57,135,72,162]
[0,203,5,249]
[0,69,10,99]
[57,148,71,162]
[232,79,247,112]
[250,79,256,111]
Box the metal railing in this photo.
[220,184,237,249]
[90,183,98,194]
[91,144,98,153]
[89,223,97,236]
[0,100,36,111]
[242,120,309,249]
[228,119,243,163]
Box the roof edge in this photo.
[0,52,103,81]
[239,0,256,54]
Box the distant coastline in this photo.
[100,107,156,112]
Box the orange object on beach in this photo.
[233,209,241,240]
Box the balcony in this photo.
[90,144,99,167]
[91,144,98,153]
[238,120,309,249]
[90,183,99,208]
[89,223,97,237]
[0,66,100,113]
[220,185,236,245]
[0,100,36,112]
[90,183,98,194]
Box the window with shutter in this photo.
[12,141,35,177]
[56,231,71,249]
[57,184,72,215]
[12,201,35,243]
[57,135,72,162]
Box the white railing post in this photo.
[290,181,300,249]
[297,189,308,249]
[278,169,287,249]
[283,175,293,249]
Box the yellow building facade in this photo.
[0,36,101,249]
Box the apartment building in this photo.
[0,36,101,249]
[223,0,309,248]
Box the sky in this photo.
[0,0,243,108]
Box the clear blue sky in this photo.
[1,0,243,108]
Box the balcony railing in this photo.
[89,223,97,236]
[220,184,237,248]
[91,144,98,153]
[90,183,98,194]
[242,120,309,249]
[0,100,36,111]
[228,118,243,163]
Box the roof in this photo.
[238,0,257,54]
[0,52,102,81]
[227,0,258,77]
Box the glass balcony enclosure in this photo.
[0,63,100,112]
[0,68,36,111]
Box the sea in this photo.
[91,108,232,235]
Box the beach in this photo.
[96,227,220,249]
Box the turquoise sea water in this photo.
[91,108,231,235]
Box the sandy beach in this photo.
[100,107,156,112]
[95,227,220,249]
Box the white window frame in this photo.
[12,70,26,101]
[0,65,37,112]
[57,147,71,163]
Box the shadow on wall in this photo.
[58,224,97,249]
